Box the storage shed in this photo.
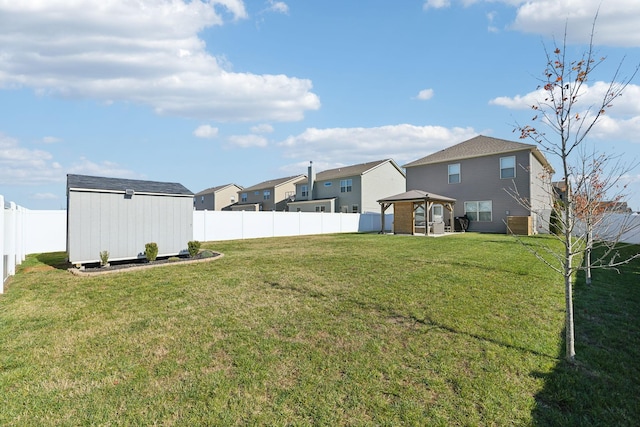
[67,174,194,266]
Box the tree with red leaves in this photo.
[516,15,639,362]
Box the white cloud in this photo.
[251,124,274,134]
[30,192,59,200]
[510,0,640,47]
[415,88,434,100]
[194,125,219,138]
[67,158,142,179]
[278,124,478,166]
[489,82,640,140]
[0,1,319,122]
[41,136,61,144]
[228,134,269,148]
[0,133,64,185]
[266,0,289,14]
[422,1,640,46]
[423,0,451,10]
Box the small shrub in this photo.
[145,242,158,262]
[99,250,109,266]
[199,249,216,258]
[549,205,562,236]
[188,240,201,257]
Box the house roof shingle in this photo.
[195,183,243,196]
[314,159,405,181]
[377,189,456,203]
[403,135,553,171]
[242,175,307,192]
[67,174,193,196]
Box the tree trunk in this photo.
[565,270,576,362]
[585,230,593,286]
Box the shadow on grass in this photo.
[532,244,640,426]
[35,251,70,270]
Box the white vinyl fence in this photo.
[0,195,391,292]
[3,191,638,294]
[192,210,390,242]
[1,196,67,292]
[574,213,640,245]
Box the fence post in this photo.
[1,195,4,293]
[17,204,26,263]
[6,202,16,280]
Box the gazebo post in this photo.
[379,202,391,234]
[425,199,432,236]
[448,203,454,233]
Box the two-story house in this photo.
[403,135,554,233]
[194,183,243,211]
[231,175,306,211]
[288,159,406,213]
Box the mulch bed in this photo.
[68,250,223,277]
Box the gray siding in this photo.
[406,150,534,233]
[529,152,554,212]
[194,185,241,211]
[195,193,215,210]
[68,191,193,264]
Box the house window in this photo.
[340,179,352,193]
[324,182,332,187]
[415,205,425,227]
[254,191,260,195]
[263,190,271,200]
[448,164,460,184]
[341,205,348,213]
[432,204,443,221]
[500,156,516,179]
[464,201,492,222]
[301,185,308,198]
[315,205,325,212]
[201,196,204,203]
[241,193,247,202]
[352,205,359,213]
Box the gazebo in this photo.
[377,190,456,236]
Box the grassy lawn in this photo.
[0,233,638,425]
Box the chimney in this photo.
[308,161,315,201]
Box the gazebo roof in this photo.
[377,189,456,204]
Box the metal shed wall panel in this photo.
[68,191,193,264]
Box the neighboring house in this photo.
[194,183,243,211]
[288,159,406,213]
[552,181,568,203]
[66,174,194,266]
[404,135,554,234]
[231,175,306,211]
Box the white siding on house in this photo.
[361,162,406,213]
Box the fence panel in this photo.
[192,210,392,242]
[7,195,636,295]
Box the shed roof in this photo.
[378,189,456,204]
[67,174,193,196]
[315,159,405,181]
[403,135,553,171]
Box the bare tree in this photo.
[516,16,639,362]
[571,149,639,286]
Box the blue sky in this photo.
[2,0,640,211]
